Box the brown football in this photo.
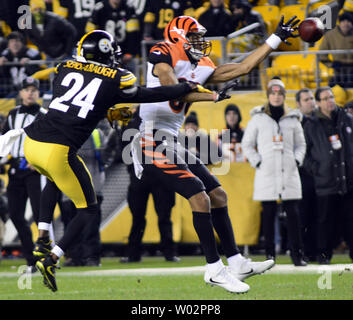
[298,17,325,43]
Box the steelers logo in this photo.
[98,38,111,53]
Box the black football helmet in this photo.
[76,30,122,67]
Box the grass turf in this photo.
[0,255,352,300]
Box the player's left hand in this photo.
[106,106,132,128]
[274,15,300,45]
[213,80,239,102]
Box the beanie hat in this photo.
[338,11,353,24]
[185,111,199,126]
[267,77,286,97]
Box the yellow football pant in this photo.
[24,136,96,209]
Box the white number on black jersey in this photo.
[73,0,96,18]
[49,72,102,118]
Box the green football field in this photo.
[0,255,352,301]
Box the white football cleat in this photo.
[204,266,250,294]
[229,256,275,281]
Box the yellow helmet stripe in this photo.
[77,30,96,58]
[77,30,114,58]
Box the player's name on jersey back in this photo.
[63,60,118,79]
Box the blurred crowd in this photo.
[0,0,351,96]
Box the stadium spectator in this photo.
[295,88,318,262]
[1,77,44,273]
[143,0,197,42]
[53,0,98,42]
[86,0,140,71]
[218,104,245,162]
[319,12,353,88]
[303,86,353,264]
[344,100,353,116]
[195,0,233,37]
[24,0,77,59]
[241,78,307,266]
[61,127,106,267]
[0,32,42,97]
[0,26,7,53]
[121,107,180,263]
[178,111,221,165]
[227,0,267,53]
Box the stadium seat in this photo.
[343,0,353,13]
[263,49,334,90]
[252,5,280,35]
[278,5,306,51]
[208,39,224,66]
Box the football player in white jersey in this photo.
[136,15,300,293]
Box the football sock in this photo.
[192,211,219,263]
[211,207,240,257]
[39,180,60,224]
[57,204,98,252]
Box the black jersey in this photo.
[25,60,193,150]
[143,0,195,40]
[58,0,98,41]
[88,0,140,56]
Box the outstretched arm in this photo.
[207,16,300,84]
[154,62,216,102]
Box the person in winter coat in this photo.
[295,88,318,262]
[303,86,353,264]
[242,78,307,266]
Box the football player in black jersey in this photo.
[24,30,216,292]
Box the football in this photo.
[298,17,325,43]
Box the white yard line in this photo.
[1,264,352,278]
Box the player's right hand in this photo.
[274,15,300,45]
[106,106,132,128]
[213,80,239,102]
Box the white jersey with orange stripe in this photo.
[139,41,216,137]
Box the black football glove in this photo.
[214,80,239,102]
[274,15,300,45]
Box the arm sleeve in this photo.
[118,83,193,103]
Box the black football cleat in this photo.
[36,256,58,292]
[33,239,52,258]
